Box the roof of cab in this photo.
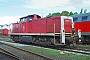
[20,14,41,19]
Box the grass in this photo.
[22,45,90,60]
[30,46,90,60]
[29,46,60,55]
[77,44,90,48]
[68,54,90,60]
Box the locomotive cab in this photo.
[20,14,41,22]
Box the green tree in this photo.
[84,9,87,13]
[61,11,69,16]
[73,12,78,15]
[69,11,74,16]
[52,12,60,16]
[46,13,52,17]
[80,8,83,14]
[80,8,87,14]
[46,11,79,17]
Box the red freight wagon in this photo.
[3,28,8,35]
[0,28,8,35]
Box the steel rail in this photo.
[0,47,19,60]
[58,47,90,56]
[0,41,53,60]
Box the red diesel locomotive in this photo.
[74,21,90,44]
[72,13,90,44]
[10,14,74,46]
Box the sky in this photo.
[0,0,90,26]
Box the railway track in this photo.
[0,40,90,60]
[58,47,90,56]
[24,43,90,56]
[32,44,90,56]
[27,43,90,56]
[0,41,53,60]
[0,47,19,60]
